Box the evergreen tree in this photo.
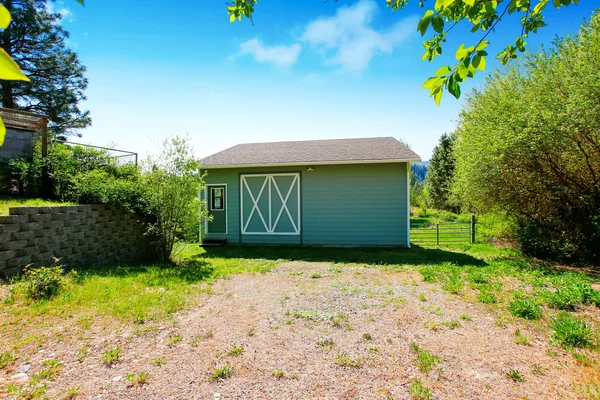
[426,133,456,212]
[1,0,90,136]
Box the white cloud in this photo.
[238,38,301,68]
[301,0,417,73]
[46,1,75,22]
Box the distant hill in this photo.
[412,161,429,182]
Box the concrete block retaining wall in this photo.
[0,204,157,277]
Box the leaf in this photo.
[475,40,489,52]
[455,44,473,60]
[447,75,461,99]
[0,48,30,81]
[229,14,236,22]
[435,65,451,76]
[552,0,562,7]
[417,10,434,36]
[0,5,10,30]
[422,77,439,89]
[431,15,444,33]
[464,0,475,6]
[433,87,443,106]
[472,55,486,70]
[0,117,4,146]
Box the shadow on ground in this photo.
[198,245,486,267]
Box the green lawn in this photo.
[0,197,73,216]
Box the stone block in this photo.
[42,221,63,230]
[0,250,16,261]
[8,207,40,215]
[0,215,29,224]
[54,247,73,258]
[11,231,33,241]
[34,229,55,238]
[39,244,54,253]
[0,233,11,243]
[0,240,28,251]
[16,246,40,257]
[20,222,44,232]
[68,232,85,241]
[51,213,68,221]
[31,252,54,263]
[6,256,32,268]
[29,214,52,223]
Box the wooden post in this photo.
[471,214,476,244]
[436,224,439,246]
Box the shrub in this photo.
[22,264,64,300]
[551,313,595,349]
[509,297,542,320]
[409,379,432,400]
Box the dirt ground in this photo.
[1,261,587,399]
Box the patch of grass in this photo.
[310,273,322,279]
[552,313,595,349]
[547,285,584,311]
[64,386,82,399]
[210,365,234,381]
[531,364,545,376]
[6,381,48,400]
[0,198,72,216]
[335,353,361,368]
[0,350,17,369]
[101,346,121,366]
[271,368,285,379]
[441,320,461,330]
[459,313,472,321]
[317,338,335,347]
[442,274,463,295]
[417,293,427,302]
[362,333,373,341]
[514,330,531,346]
[509,297,542,320]
[477,290,498,304]
[572,352,595,367]
[329,267,342,274]
[247,328,256,337]
[38,359,62,380]
[152,358,166,366]
[507,369,524,382]
[167,334,183,347]
[227,345,244,356]
[294,309,330,321]
[126,371,149,386]
[411,343,441,373]
[409,379,432,400]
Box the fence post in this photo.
[436,224,439,246]
[471,214,476,244]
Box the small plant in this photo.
[572,352,594,367]
[39,359,62,380]
[290,271,304,276]
[507,369,524,382]
[167,334,183,347]
[459,313,472,321]
[77,346,88,363]
[317,338,335,347]
[247,328,256,337]
[294,309,327,321]
[310,273,322,279]
[102,346,121,366]
[272,368,285,379]
[509,297,542,320]
[477,290,498,304]
[210,365,234,381]
[335,353,361,368]
[441,320,461,330]
[411,343,441,374]
[408,379,432,400]
[64,386,82,399]
[6,381,48,399]
[329,267,342,273]
[189,336,201,347]
[547,285,584,311]
[227,345,244,356]
[362,333,373,341]
[531,364,545,376]
[514,329,531,346]
[0,350,17,369]
[152,358,166,366]
[126,371,149,386]
[417,293,427,302]
[442,274,463,294]
[22,264,64,300]
[368,344,378,352]
[551,313,595,348]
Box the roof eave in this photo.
[199,158,422,169]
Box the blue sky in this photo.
[52,0,597,160]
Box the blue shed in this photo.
[199,137,420,247]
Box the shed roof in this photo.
[200,137,421,168]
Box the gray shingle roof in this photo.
[200,137,421,168]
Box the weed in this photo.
[38,359,62,380]
[102,346,121,366]
[572,352,594,367]
[459,313,472,321]
[441,320,461,330]
[417,293,427,302]
[507,369,524,382]
[547,285,584,311]
[424,321,438,331]
[0,350,17,369]
[227,345,244,356]
[362,333,373,341]
[210,365,234,381]
[290,271,304,276]
[495,315,508,328]
[317,338,335,347]
[514,330,531,346]
[247,328,256,337]
[408,379,432,400]
[294,309,329,322]
[22,263,64,300]
[552,313,595,348]
[469,271,490,285]
[204,331,214,339]
[531,364,545,375]
[167,334,183,347]
[6,381,48,400]
[152,358,166,366]
[189,336,201,347]
[64,386,82,399]
[77,346,88,363]
[126,371,149,386]
[442,274,463,295]
[411,343,441,373]
[272,369,285,379]
[311,273,322,279]
[368,344,378,353]
[477,290,498,304]
[335,353,361,368]
[509,297,542,320]
[329,267,342,273]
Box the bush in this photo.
[22,264,64,300]
[551,313,595,348]
[547,286,584,311]
[509,297,542,320]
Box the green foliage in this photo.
[0,350,17,369]
[408,379,432,400]
[507,369,525,382]
[143,136,205,260]
[21,263,64,300]
[509,296,542,320]
[126,371,149,386]
[410,342,441,373]
[210,365,234,381]
[1,0,90,135]
[102,346,121,366]
[551,313,595,349]
[426,133,457,212]
[334,353,362,368]
[453,13,600,262]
